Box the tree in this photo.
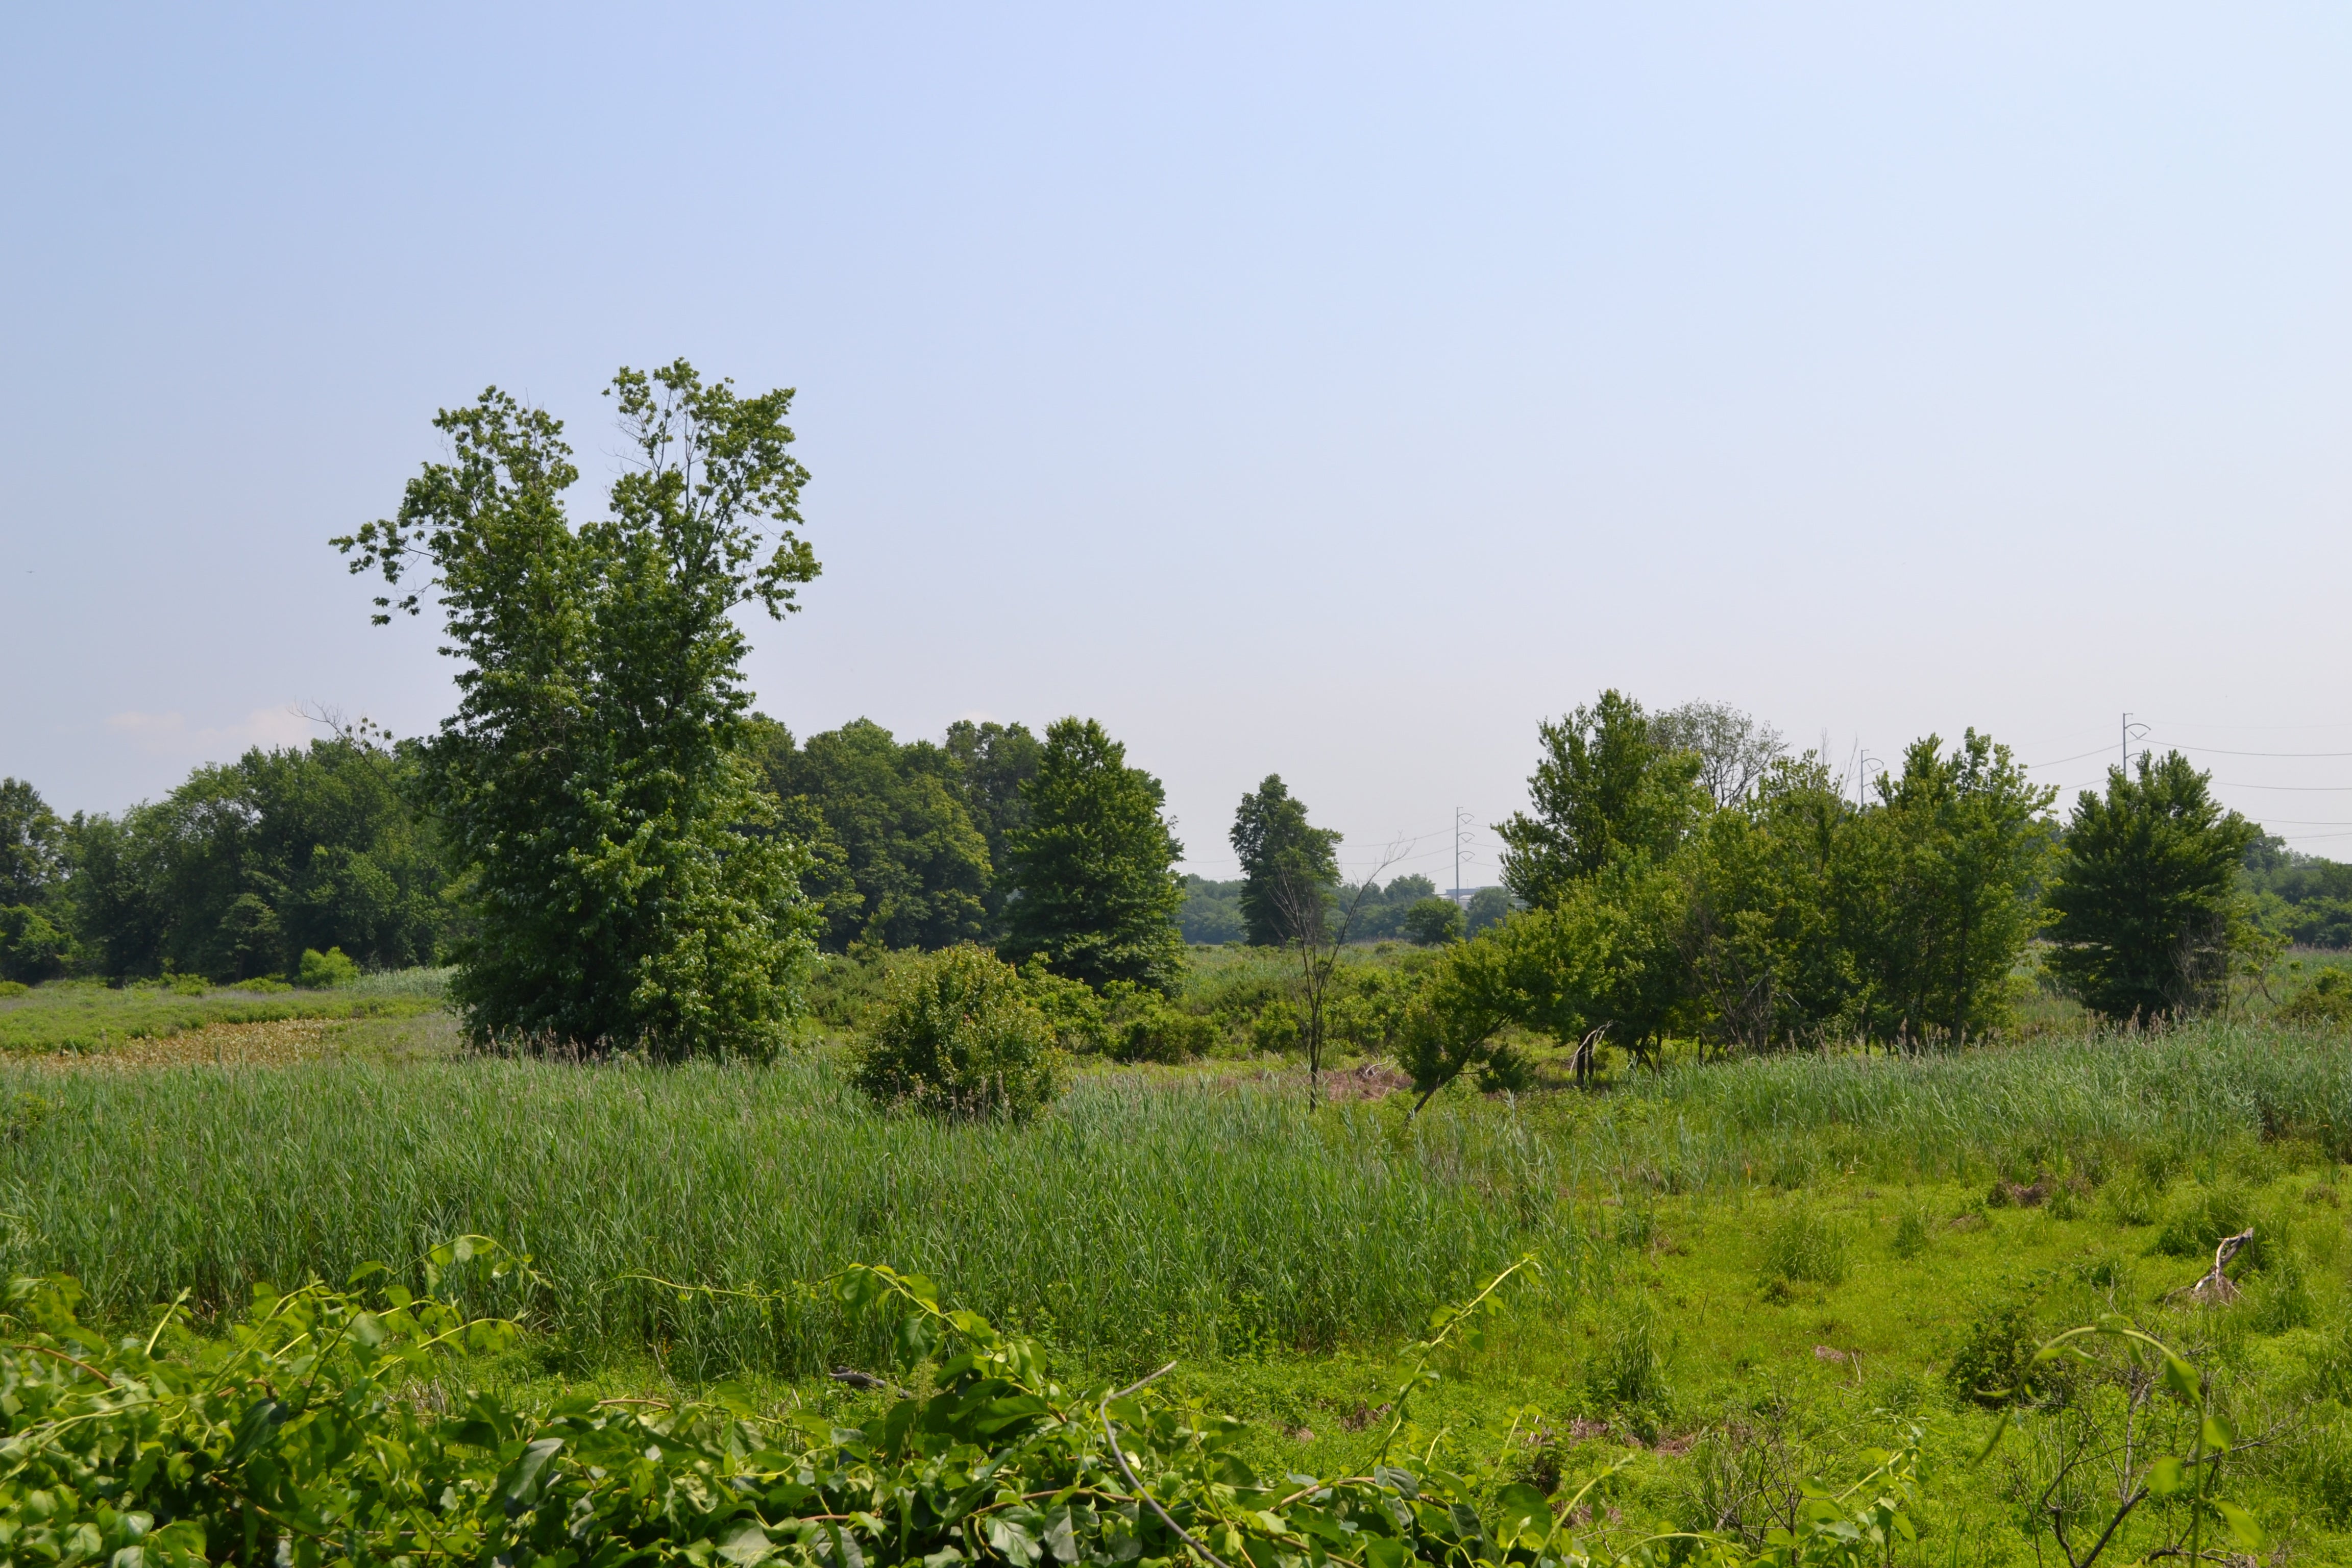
[1402,897,1463,945]
[2044,751,2259,1021]
[753,718,991,953]
[1463,886,1512,937]
[62,737,449,982]
[943,720,1044,930]
[335,361,819,1058]
[1231,775,1341,947]
[1497,690,1706,907]
[1846,731,2054,1044]
[1649,700,1786,808]
[0,779,70,983]
[998,718,1185,992]
[0,779,65,908]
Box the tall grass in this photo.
[5,1017,2346,1381]
[1546,1019,2352,1193]
[0,1057,1572,1379]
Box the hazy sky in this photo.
[6,5,2350,881]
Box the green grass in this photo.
[11,1009,2352,1562]
[0,973,448,1055]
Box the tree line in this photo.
[1390,690,2277,1102]
[1,359,2333,1070]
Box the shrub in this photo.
[298,946,361,988]
[852,945,1062,1120]
[1759,1205,1848,1287]
[0,980,27,999]
[2281,967,2352,1028]
[1946,1298,2042,1408]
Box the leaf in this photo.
[2146,1455,2187,1498]
[2212,1500,2267,1552]
[2199,1414,2235,1455]
[1493,1482,1553,1548]
[985,1515,1042,1568]
[2159,1355,2199,1402]
[718,1520,777,1566]
[1362,1538,1408,1568]
[500,1436,565,1507]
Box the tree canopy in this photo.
[336,361,818,1057]
[999,718,1186,991]
[753,718,991,954]
[1497,690,1706,905]
[2044,750,2259,1020]
[1230,774,1341,947]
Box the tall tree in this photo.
[998,718,1185,992]
[2044,751,2259,1020]
[0,778,70,983]
[61,738,449,982]
[1497,690,1706,907]
[942,719,1044,929]
[1649,700,1786,808]
[1846,731,2054,1044]
[1230,775,1341,947]
[0,779,65,908]
[336,361,819,1058]
[753,718,991,953]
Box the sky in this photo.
[4,4,2349,882]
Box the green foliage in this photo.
[0,977,434,1054]
[1177,874,1244,944]
[297,945,360,988]
[852,944,1063,1119]
[0,1249,1932,1568]
[63,737,449,984]
[0,902,68,986]
[1843,730,2054,1044]
[0,780,66,926]
[2240,834,2352,948]
[2280,966,2352,1026]
[1464,885,1513,937]
[1230,774,1341,947]
[943,718,1044,929]
[2045,750,2261,1020]
[1945,1297,2041,1407]
[999,718,1185,992]
[1403,896,1464,945]
[337,361,820,1058]
[1498,689,1706,906]
[0,981,27,1000]
[754,717,992,953]
[1759,1206,1848,1287]
[1586,1293,1670,1412]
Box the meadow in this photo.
[6,972,2352,1561]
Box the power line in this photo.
[2174,745,2352,758]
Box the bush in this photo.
[0,980,27,1000]
[852,945,1062,1120]
[1946,1297,2043,1409]
[298,946,361,989]
[1759,1205,1848,1287]
[2281,967,2352,1027]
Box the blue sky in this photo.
[4,4,2349,878]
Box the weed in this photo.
[1946,1297,2043,1409]
[1888,1204,1931,1260]
[1759,1206,1847,1287]
[1585,1293,1669,1416]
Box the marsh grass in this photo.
[1759,1207,1848,1287]
[0,975,443,1055]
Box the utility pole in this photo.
[2121,713,2149,772]
[1452,806,1475,905]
